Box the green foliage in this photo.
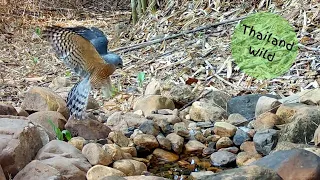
[32,57,39,64]
[48,119,72,141]
[65,70,71,77]
[111,84,119,97]
[137,72,145,87]
[35,27,41,36]
[197,32,204,38]
[62,130,72,141]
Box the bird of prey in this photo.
[42,26,122,120]
[66,26,123,68]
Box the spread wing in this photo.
[42,26,106,76]
[66,26,109,55]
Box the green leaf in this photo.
[35,27,41,36]
[62,130,72,141]
[65,70,71,77]
[48,119,63,140]
[33,57,38,64]
[111,84,118,97]
[137,72,145,87]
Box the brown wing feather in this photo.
[42,26,106,76]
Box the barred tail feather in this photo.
[67,76,91,120]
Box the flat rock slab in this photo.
[15,140,92,180]
[227,94,279,120]
[252,149,320,180]
[199,165,281,180]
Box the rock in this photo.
[156,134,172,150]
[279,106,320,143]
[0,165,5,180]
[126,159,147,175]
[255,96,281,117]
[196,121,214,128]
[147,113,181,124]
[200,90,231,110]
[240,141,258,154]
[0,103,18,116]
[133,95,175,116]
[15,107,29,117]
[106,112,148,133]
[52,87,72,100]
[153,148,179,162]
[138,120,160,136]
[304,147,320,157]
[252,149,320,180]
[247,129,256,138]
[206,135,221,143]
[272,141,312,152]
[253,129,278,155]
[86,165,125,180]
[202,147,215,156]
[35,140,91,179]
[218,147,239,154]
[28,111,67,140]
[152,118,173,135]
[249,112,282,130]
[100,176,126,180]
[226,113,248,126]
[86,97,100,110]
[199,165,281,180]
[145,79,161,95]
[184,140,206,154]
[130,129,143,139]
[13,160,61,180]
[133,134,159,151]
[121,147,137,157]
[134,110,144,116]
[0,118,44,178]
[123,153,132,159]
[82,143,113,166]
[103,144,125,161]
[157,109,178,116]
[203,128,213,137]
[279,93,302,104]
[194,131,206,143]
[125,176,169,180]
[227,94,279,120]
[173,122,189,137]
[236,152,262,166]
[160,82,196,108]
[299,88,320,105]
[190,171,215,179]
[65,118,111,140]
[166,133,184,154]
[21,87,69,119]
[275,103,308,124]
[179,106,191,120]
[108,131,130,147]
[113,159,135,176]
[216,137,233,150]
[189,101,226,122]
[68,136,86,150]
[233,128,251,146]
[213,122,237,137]
[48,76,70,89]
[210,151,236,167]
[314,125,320,146]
